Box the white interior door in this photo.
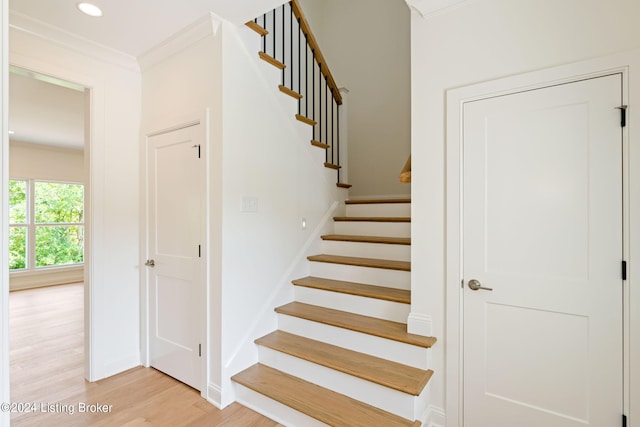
[147,123,204,391]
[462,74,624,426]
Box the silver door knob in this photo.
[468,279,492,291]
[145,259,155,267]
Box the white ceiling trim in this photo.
[404,0,472,19]
[138,13,223,72]
[9,11,139,73]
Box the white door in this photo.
[147,124,205,391]
[463,74,623,426]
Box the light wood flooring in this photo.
[9,283,282,426]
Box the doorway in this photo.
[7,67,91,409]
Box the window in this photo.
[9,179,84,271]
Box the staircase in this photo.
[232,198,436,426]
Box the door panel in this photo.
[148,124,204,391]
[463,74,623,426]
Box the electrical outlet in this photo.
[241,196,258,213]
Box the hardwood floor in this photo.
[9,283,282,426]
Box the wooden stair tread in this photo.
[256,331,432,395]
[334,216,411,223]
[311,140,329,149]
[322,234,411,245]
[245,21,268,36]
[337,182,352,189]
[293,276,410,304]
[295,114,317,126]
[346,198,411,205]
[279,85,303,99]
[275,302,436,348]
[308,254,410,271]
[324,162,341,170]
[233,364,420,427]
[258,51,286,69]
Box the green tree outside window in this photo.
[9,179,84,270]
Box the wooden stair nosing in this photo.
[292,276,411,304]
[346,198,411,205]
[256,331,433,396]
[311,140,330,149]
[337,182,352,189]
[321,234,411,245]
[295,114,317,126]
[245,21,268,36]
[258,51,286,69]
[334,216,411,223]
[232,364,421,427]
[279,84,303,99]
[308,254,410,271]
[275,302,436,348]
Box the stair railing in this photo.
[250,0,345,184]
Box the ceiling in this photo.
[8,0,286,150]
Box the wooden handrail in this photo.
[290,0,343,105]
[400,155,411,183]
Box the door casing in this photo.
[445,53,635,426]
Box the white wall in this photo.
[9,22,142,382]
[140,16,347,408]
[1,0,9,424]
[9,142,85,290]
[217,20,347,407]
[298,0,411,198]
[409,0,640,423]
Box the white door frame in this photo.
[140,110,209,396]
[445,51,639,427]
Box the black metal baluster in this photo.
[325,76,328,161]
[312,51,316,141]
[331,94,335,166]
[261,15,266,53]
[281,5,285,86]
[337,103,341,182]
[272,10,275,59]
[319,63,323,149]
[289,5,293,90]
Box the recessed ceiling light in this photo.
[77,2,103,17]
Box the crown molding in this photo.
[138,13,222,72]
[404,0,472,19]
[9,11,139,73]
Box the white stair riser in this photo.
[257,346,421,420]
[309,262,410,290]
[294,286,410,323]
[234,383,329,427]
[321,240,410,262]
[346,203,411,218]
[277,314,429,370]
[334,221,410,238]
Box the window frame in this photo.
[9,178,85,272]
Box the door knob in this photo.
[145,259,155,267]
[468,279,492,291]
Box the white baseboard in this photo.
[9,266,84,291]
[424,404,446,427]
[94,353,141,382]
[207,383,222,409]
[408,312,433,336]
[346,193,411,200]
